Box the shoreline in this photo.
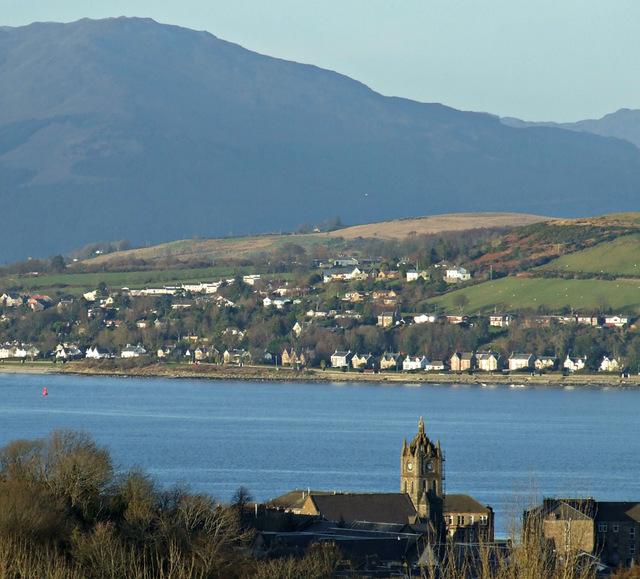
[1,360,638,388]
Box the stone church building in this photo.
[276,418,494,543]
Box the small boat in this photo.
[42,387,48,396]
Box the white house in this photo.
[406,269,429,282]
[599,356,620,373]
[85,346,113,359]
[445,267,471,282]
[564,355,587,372]
[490,314,512,328]
[604,315,630,328]
[424,360,446,371]
[414,314,439,324]
[121,344,147,358]
[403,355,429,371]
[331,350,353,368]
[508,353,534,371]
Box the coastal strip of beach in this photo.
[1,360,638,388]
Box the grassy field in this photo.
[535,234,640,276]
[427,276,640,314]
[324,212,549,240]
[1,266,259,295]
[84,212,549,265]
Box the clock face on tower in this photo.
[407,461,413,470]
[425,460,433,471]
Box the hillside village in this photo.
[2,218,640,377]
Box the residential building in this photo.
[406,269,429,282]
[223,349,251,365]
[599,356,620,373]
[490,314,512,327]
[351,352,376,370]
[380,352,402,371]
[445,267,471,282]
[377,311,400,328]
[330,350,353,368]
[121,344,146,358]
[527,498,640,568]
[450,352,476,372]
[476,351,503,372]
[605,315,631,327]
[281,348,306,367]
[403,355,429,372]
[414,313,438,324]
[445,495,494,542]
[535,356,558,371]
[509,353,534,371]
[85,346,113,359]
[564,355,587,372]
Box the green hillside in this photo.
[427,277,640,314]
[534,234,640,276]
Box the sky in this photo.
[3,0,640,122]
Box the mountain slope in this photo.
[501,109,640,148]
[2,18,640,263]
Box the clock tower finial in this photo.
[419,416,425,434]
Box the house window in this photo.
[630,545,636,556]
[480,515,488,526]
[598,523,607,533]
[457,515,465,525]
[449,516,454,525]
[630,528,636,540]
[469,515,474,524]
[613,523,619,533]
[469,530,475,541]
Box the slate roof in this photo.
[306,492,418,525]
[267,489,333,512]
[444,494,492,514]
[595,501,640,523]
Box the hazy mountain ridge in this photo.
[1,17,640,263]
[501,108,640,148]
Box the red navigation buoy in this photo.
[42,387,48,396]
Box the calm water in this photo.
[1,374,638,532]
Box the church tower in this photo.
[401,417,444,523]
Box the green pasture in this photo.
[427,277,640,314]
[0,266,258,295]
[535,234,640,276]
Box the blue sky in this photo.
[3,0,639,122]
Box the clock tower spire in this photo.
[401,417,444,523]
